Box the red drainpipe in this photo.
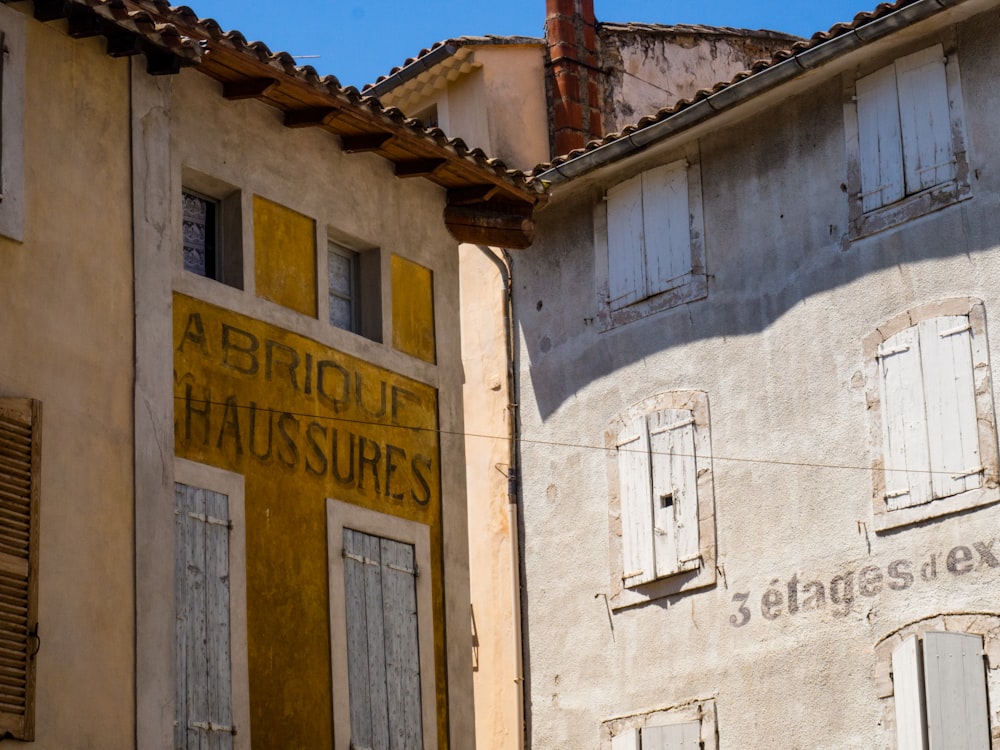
[545,0,603,157]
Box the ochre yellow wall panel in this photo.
[253,195,317,317]
[391,254,436,364]
[172,293,448,748]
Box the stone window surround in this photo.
[601,697,718,750]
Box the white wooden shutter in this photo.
[857,63,905,211]
[916,316,981,499]
[0,399,39,741]
[618,416,655,586]
[642,721,701,750]
[343,529,422,750]
[878,327,932,509]
[895,45,954,193]
[608,174,647,310]
[175,483,234,750]
[922,632,990,750]
[892,635,928,750]
[611,728,641,750]
[642,161,691,296]
[648,409,699,578]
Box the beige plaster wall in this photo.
[0,12,136,748]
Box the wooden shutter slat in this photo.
[649,409,700,578]
[611,728,640,750]
[642,721,701,749]
[892,635,928,750]
[0,400,37,742]
[895,45,954,193]
[857,63,905,211]
[379,537,422,748]
[203,489,233,750]
[922,632,990,749]
[607,175,647,309]
[618,416,655,585]
[642,161,691,296]
[879,328,932,508]
[344,529,377,749]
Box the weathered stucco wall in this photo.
[0,12,136,748]
[599,26,799,135]
[515,8,1000,748]
[135,63,475,750]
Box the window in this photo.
[326,238,382,341]
[0,398,39,741]
[181,174,243,288]
[864,299,999,531]
[846,42,970,238]
[326,499,437,750]
[596,156,707,328]
[606,391,716,608]
[0,5,26,242]
[173,460,250,750]
[603,699,717,750]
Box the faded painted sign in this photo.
[729,538,1000,627]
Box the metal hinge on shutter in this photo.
[622,569,645,582]
[885,488,911,500]
[188,721,237,735]
[939,322,972,338]
[650,417,695,436]
[616,433,641,448]
[876,344,911,358]
[342,549,418,576]
[952,465,983,480]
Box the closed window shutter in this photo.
[922,632,990,750]
[175,483,234,749]
[642,161,691,296]
[618,416,655,586]
[607,175,647,310]
[878,327,932,509]
[343,529,423,750]
[895,45,954,193]
[648,409,699,578]
[0,398,39,741]
[642,721,701,750]
[857,63,905,211]
[892,636,928,750]
[916,316,980,499]
[611,728,640,750]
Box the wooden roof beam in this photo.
[395,159,447,178]
[33,0,67,22]
[341,133,395,153]
[223,78,279,100]
[106,29,143,57]
[444,202,535,249]
[67,5,101,38]
[283,107,341,128]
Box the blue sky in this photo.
[186,0,882,89]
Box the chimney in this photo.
[545,0,603,157]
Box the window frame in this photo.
[603,698,717,750]
[180,169,244,289]
[326,498,437,750]
[843,37,971,241]
[863,298,1000,532]
[173,458,252,750]
[0,5,25,242]
[327,240,359,333]
[874,614,1000,749]
[594,149,707,330]
[605,391,717,609]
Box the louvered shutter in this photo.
[611,728,640,750]
[895,45,954,193]
[642,161,691,296]
[857,64,905,211]
[343,529,423,750]
[892,636,928,750]
[642,721,701,750]
[878,327,932,509]
[916,316,981,499]
[922,632,990,750]
[648,409,700,578]
[607,175,646,310]
[0,399,39,741]
[617,416,655,586]
[175,483,234,750]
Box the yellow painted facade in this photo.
[253,195,318,317]
[392,254,437,364]
[172,293,449,748]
